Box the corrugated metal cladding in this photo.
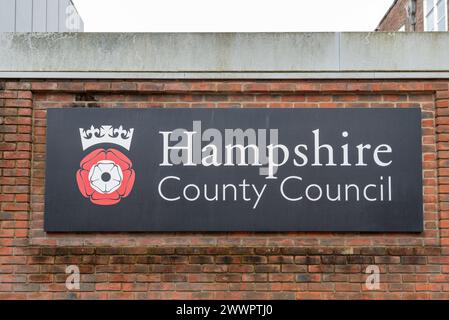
[0,0,83,32]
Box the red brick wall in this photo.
[377,0,408,31]
[377,0,426,32]
[377,0,449,32]
[1,79,449,299]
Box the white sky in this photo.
[72,0,395,32]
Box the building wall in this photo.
[1,79,449,299]
[0,0,83,32]
[376,0,447,32]
[377,0,409,31]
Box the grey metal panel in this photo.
[0,0,82,32]
[0,0,16,32]
[58,0,69,31]
[32,0,47,31]
[16,0,33,32]
[78,14,84,31]
[58,0,83,32]
[46,0,59,32]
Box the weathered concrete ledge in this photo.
[0,32,448,79]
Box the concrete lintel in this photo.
[0,32,448,79]
[1,71,449,80]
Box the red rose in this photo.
[76,148,135,205]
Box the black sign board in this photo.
[44,108,423,232]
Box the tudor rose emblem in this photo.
[76,125,135,205]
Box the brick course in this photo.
[1,79,449,299]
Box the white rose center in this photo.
[88,160,123,194]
